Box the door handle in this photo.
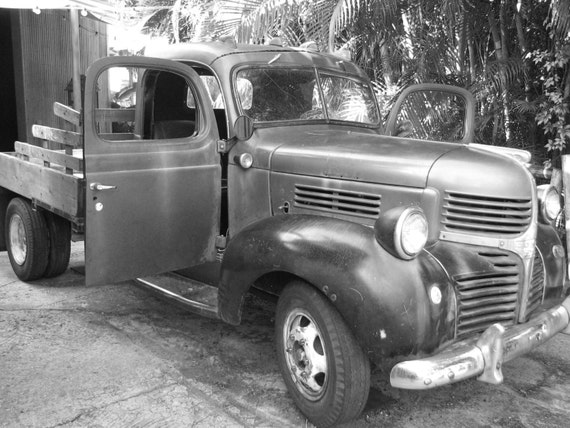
[90,182,117,191]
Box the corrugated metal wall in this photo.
[12,9,107,142]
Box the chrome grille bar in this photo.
[455,250,520,337]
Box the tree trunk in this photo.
[467,22,477,83]
[515,1,536,149]
[488,4,512,145]
[515,3,530,99]
[380,43,394,87]
[458,11,466,75]
[171,0,181,43]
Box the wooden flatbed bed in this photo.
[0,103,85,230]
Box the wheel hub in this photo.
[283,311,328,400]
[9,214,27,266]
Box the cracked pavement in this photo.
[1,243,570,427]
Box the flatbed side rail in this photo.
[0,102,85,227]
[15,142,83,173]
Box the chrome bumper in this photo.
[390,295,570,390]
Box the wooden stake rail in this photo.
[22,102,84,176]
[31,125,82,149]
[14,142,83,173]
[54,102,81,127]
[95,108,136,122]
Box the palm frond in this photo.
[512,98,540,115]
[484,57,526,93]
[548,0,570,41]
[328,0,399,52]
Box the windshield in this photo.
[235,67,380,126]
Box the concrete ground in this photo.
[1,243,570,427]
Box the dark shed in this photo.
[0,8,107,150]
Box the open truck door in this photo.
[84,57,221,285]
[384,83,475,144]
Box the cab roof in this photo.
[144,41,367,79]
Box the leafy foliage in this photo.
[118,0,570,156]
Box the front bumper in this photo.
[390,296,570,389]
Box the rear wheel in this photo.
[0,191,10,252]
[43,212,71,278]
[5,198,49,281]
[275,281,370,427]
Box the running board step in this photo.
[135,272,219,319]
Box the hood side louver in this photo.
[294,184,381,219]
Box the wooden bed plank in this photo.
[54,102,81,127]
[15,141,83,172]
[32,125,82,148]
[96,108,136,122]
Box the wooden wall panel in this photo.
[12,9,107,143]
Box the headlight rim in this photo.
[393,206,429,260]
[538,184,561,224]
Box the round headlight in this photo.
[395,207,429,259]
[538,185,561,223]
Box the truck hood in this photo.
[269,129,462,188]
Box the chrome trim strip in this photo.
[135,276,220,319]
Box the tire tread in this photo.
[276,281,370,427]
[43,212,71,278]
[5,198,49,281]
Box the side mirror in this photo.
[234,115,254,141]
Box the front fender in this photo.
[219,214,454,362]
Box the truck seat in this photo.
[153,120,195,139]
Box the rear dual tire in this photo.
[5,198,70,281]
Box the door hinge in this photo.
[215,235,227,262]
[217,138,237,154]
[215,235,227,249]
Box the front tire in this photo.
[5,198,49,281]
[275,281,370,427]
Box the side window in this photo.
[95,66,198,141]
[319,74,379,124]
[392,90,467,142]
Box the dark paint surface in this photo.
[219,213,568,364]
[84,57,221,286]
[219,214,457,364]
[80,44,567,369]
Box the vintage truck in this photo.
[1,40,570,427]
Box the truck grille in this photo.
[523,249,545,320]
[294,184,381,219]
[442,192,532,236]
[455,249,519,338]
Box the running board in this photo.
[135,272,219,319]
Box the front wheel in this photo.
[275,281,370,427]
